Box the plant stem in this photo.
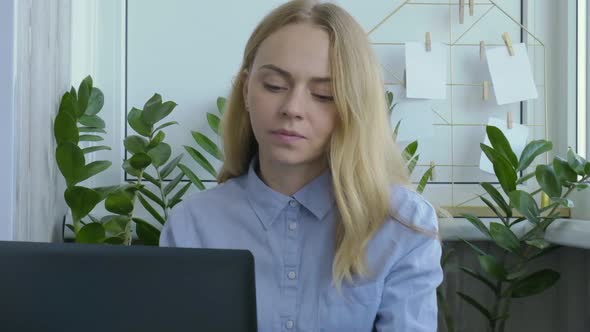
[155,167,169,221]
[124,170,144,245]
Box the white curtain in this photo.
[13,0,71,242]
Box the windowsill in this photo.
[440,218,590,249]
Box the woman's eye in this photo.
[313,94,334,102]
[263,83,284,92]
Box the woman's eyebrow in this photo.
[258,64,331,83]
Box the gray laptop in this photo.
[0,241,257,332]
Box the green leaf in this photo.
[154,121,178,133]
[124,135,148,154]
[553,156,578,184]
[478,255,507,280]
[480,196,504,221]
[461,213,490,238]
[480,143,497,165]
[216,96,226,114]
[142,171,160,187]
[54,111,79,145]
[149,132,166,150]
[191,131,223,161]
[393,120,401,142]
[567,148,587,175]
[85,87,104,116]
[207,113,221,135]
[457,292,492,321]
[103,216,130,235]
[480,183,512,218]
[78,115,105,129]
[164,171,184,196]
[129,152,152,170]
[161,154,184,179]
[77,161,112,183]
[576,183,589,191]
[459,267,497,294]
[509,190,540,225]
[460,238,487,256]
[493,154,518,194]
[169,182,191,208]
[105,190,134,215]
[132,218,160,246]
[65,186,102,221]
[407,155,419,176]
[82,146,111,154]
[94,186,121,200]
[386,91,394,110]
[486,126,518,169]
[535,165,562,198]
[78,135,103,142]
[518,140,553,172]
[56,142,85,187]
[184,146,217,178]
[58,92,79,121]
[510,269,560,298]
[137,194,166,225]
[137,187,165,209]
[147,142,172,167]
[525,238,552,250]
[142,97,176,125]
[178,163,206,190]
[77,76,92,115]
[402,141,418,161]
[128,107,152,137]
[76,222,105,244]
[489,222,521,254]
[123,159,141,177]
[416,166,433,194]
[516,171,536,185]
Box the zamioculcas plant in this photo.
[458,125,590,332]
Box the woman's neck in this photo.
[256,155,328,196]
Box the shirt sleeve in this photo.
[159,201,201,248]
[374,201,443,332]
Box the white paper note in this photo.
[486,43,538,105]
[479,117,529,174]
[390,99,435,143]
[405,42,447,100]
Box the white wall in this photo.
[0,0,16,241]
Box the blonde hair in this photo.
[218,0,411,288]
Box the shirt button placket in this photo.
[282,199,300,331]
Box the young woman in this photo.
[160,1,442,331]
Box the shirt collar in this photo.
[245,157,334,230]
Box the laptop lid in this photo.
[0,241,257,332]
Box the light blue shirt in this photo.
[160,159,442,332]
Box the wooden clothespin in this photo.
[479,41,486,61]
[482,81,489,101]
[459,0,465,24]
[430,161,436,181]
[502,32,515,56]
[507,112,513,129]
[425,32,431,52]
[469,0,474,16]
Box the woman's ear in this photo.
[242,69,250,111]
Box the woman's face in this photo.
[243,22,338,171]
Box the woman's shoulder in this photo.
[178,176,246,209]
[388,184,439,233]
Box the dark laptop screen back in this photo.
[0,241,257,332]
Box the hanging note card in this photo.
[390,99,435,143]
[486,43,538,105]
[405,42,447,100]
[479,117,529,174]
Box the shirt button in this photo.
[287,271,297,280]
[286,320,294,329]
[288,222,297,231]
[289,200,298,207]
